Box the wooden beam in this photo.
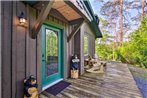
[50,8,68,23]
[69,18,83,25]
[64,1,89,22]
[67,19,84,42]
[31,1,54,39]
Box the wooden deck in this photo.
[40,62,142,98]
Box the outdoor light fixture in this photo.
[19,12,27,27]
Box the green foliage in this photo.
[46,31,58,56]
[96,17,147,68]
[95,33,113,60]
[122,17,147,68]
[46,31,58,64]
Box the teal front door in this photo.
[41,24,63,88]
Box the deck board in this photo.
[40,62,142,98]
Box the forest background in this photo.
[89,0,147,68]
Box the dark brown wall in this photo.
[0,2,1,97]
[74,29,81,73]
[1,1,36,98]
[83,22,95,57]
[74,29,81,57]
[80,23,85,74]
[80,22,96,74]
[88,35,95,56]
[1,1,71,98]
[1,2,12,98]
[1,1,95,98]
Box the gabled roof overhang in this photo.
[83,1,103,38]
[24,1,102,39]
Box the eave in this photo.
[84,1,103,38]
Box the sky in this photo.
[89,0,104,17]
[89,0,144,41]
[89,0,145,16]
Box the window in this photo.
[84,35,88,54]
[46,29,58,76]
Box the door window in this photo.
[46,29,58,77]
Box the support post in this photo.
[67,19,84,42]
[31,1,54,39]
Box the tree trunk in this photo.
[141,0,145,21]
[119,0,123,44]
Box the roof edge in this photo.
[84,1,102,38]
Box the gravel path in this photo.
[128,65,147,98]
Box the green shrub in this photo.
[95,16,147,68]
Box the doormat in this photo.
[45,81,71,96]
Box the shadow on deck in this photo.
[40,62,142,98]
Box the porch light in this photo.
[19,12,27,27]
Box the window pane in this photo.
[84,35,88,54]
[46,29,58,77]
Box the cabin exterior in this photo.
[1,1,102,98]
